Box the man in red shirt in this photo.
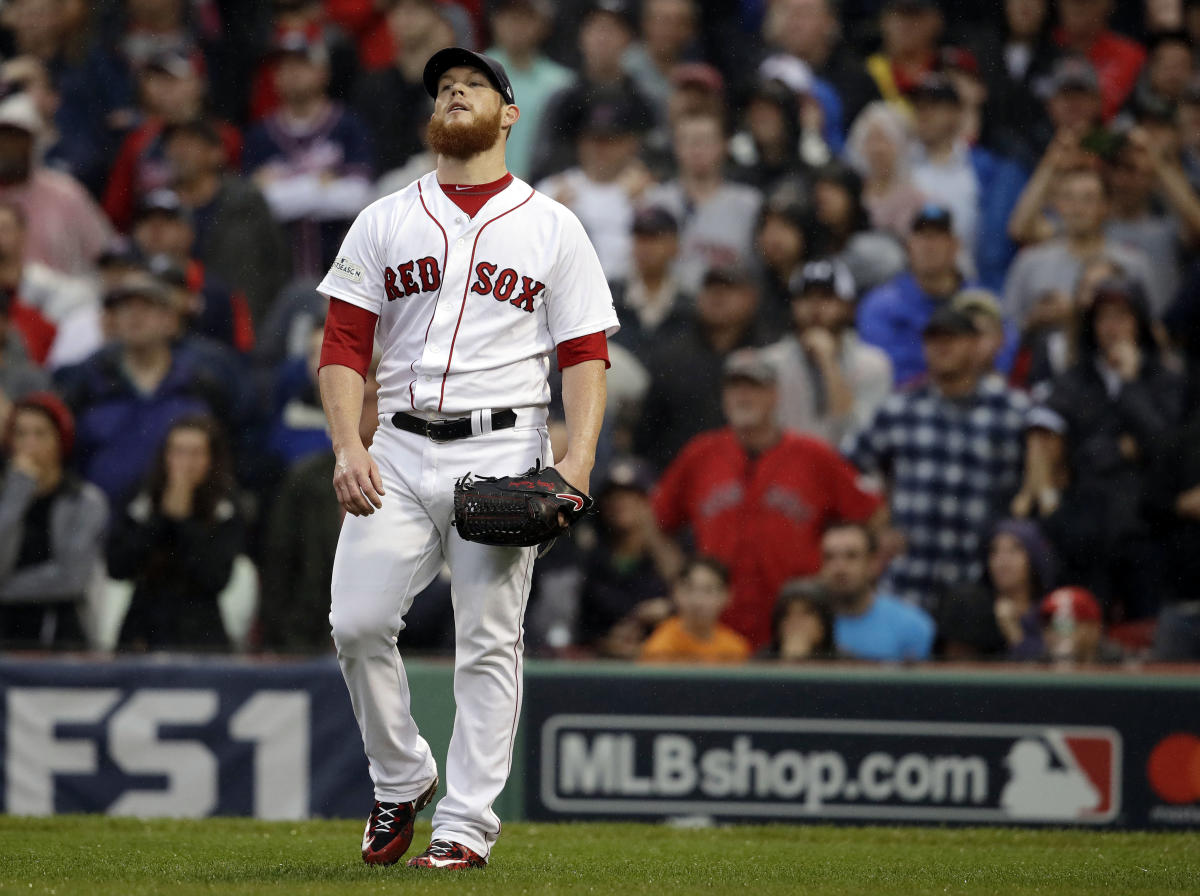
[653,348,884,648]
[1055,0,1146,120]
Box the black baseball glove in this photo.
[452,463,594,548]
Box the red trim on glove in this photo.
[556,331,610,369]
[319,298,378,378]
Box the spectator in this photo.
[654,348,883,647]
[266,327,330,467]
[754,194,813,328]
[244,32,374,281]
[865,0,943,113]
[1103,126,1200,317]
[1054,0,1146,120]
[0,199,98,366]
[486,0,575,181]
[577,457,679,657]
[532,0,655,181]
[761,0,879,127]
[937,519,1057,660]
[642,109,763,294]
[845,306,1029,611]
[1178,75,1200,192]
[907,73,1025,289]
[1005,166,1157,330]
[0,90,110,277]
[1125,31,1194,119]
[0,392,107,649]
[622,0,698,128]
[727,78,807,195]
[844,101,926,239]
[55,272,241,506]
[808,161,905,294]
[764,259,892,444]
[1039,585,1123,664]
[608,205,690,358]
[1021,276,1184,619]
[131,189,254,353]
[109,414,245,651]
[962,0,1059,162]
[1147,413,1200,603]
[634,264,768,470]
[101,48,242,234]
[536,94,649,283]
[638,556,751,663]
[953,287,1017,381]
[820,520,935,662]
[856,203,969,385]
[259,365,380,653]
[640,61,725,179]
[351,0,453,176]
[163,118,291,328]
[758,577,838,661]
[1,54,106,194]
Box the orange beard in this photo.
[426,103,504,160]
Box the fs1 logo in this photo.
[541,715,1121,824]
[4,688,310,819]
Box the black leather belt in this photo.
[391,409,517,442]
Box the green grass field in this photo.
[0,816,1196,895]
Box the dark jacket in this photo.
[110,491,243,650]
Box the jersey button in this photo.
[456,238,465,247]
[455,217,463,224]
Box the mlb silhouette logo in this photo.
[1000,729,1120,821]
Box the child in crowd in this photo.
[639,556,751,663]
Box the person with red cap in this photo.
[0,391,108,649]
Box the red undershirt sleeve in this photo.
[556,331,610,369]
[319,298,378,379]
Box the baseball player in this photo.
[316,47,618,869]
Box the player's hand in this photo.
[333,442,385,516]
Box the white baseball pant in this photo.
[329,413,549,859]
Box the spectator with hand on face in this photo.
[0,392,107,650]
[110,414,245,652]
[759,578,838,661]
[639,556,751,663]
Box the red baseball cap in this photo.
[1039,587,1102,624]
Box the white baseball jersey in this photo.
[317,171,620,415]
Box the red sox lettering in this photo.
[469,261,545,313]
[384,256,441,300]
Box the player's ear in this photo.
[502,103,520,129]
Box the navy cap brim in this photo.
[423,47,515,105]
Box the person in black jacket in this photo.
[110,414,245,651]
[1021,275,1184,620]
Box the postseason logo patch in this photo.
[331,256,364,284]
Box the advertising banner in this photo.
[524,666,1200,830]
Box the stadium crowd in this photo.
[0,0,1198,665]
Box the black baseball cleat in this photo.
[406,838,487,869]
[360,775,439,865]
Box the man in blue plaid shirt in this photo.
[843,304,1029,612]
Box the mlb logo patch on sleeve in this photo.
[332,257,364,283]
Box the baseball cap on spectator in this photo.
[953,288,1002,323]
[670,62,724,95]
[1048,57,1100,95]
[582,0,635,30]
[144,48,202,79]
[759,54,814,96]
[1039,587,1102,625]
[702,263,754,288]
[103,271,173,309]
[909,72,961,105]
[1090,274,1148,312]
[579,94,642,136]
[11,391,75,458]
[0,90,41,134]
[747,77,800,114]
[921,305,978,338]
[490,0,554,17]
[146,253,189,289]
[97,236,140,269]
[268,29,330,66]
[423,47,516,105]
[723,348,777,385]
[134,189,192,224]
[911,202,954,233]
[790,259,855,301]
[631,205,678,236]
[599,456,655,495]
